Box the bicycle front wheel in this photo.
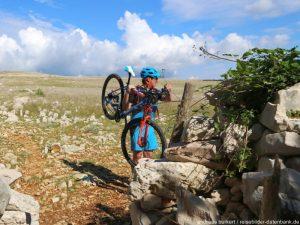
[101,74,124,120]
[121,118,166,167]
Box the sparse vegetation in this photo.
[287,109,300,118]
[35,88,45,97]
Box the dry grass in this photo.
[0,71,218,225]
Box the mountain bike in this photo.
[101,66,167,166]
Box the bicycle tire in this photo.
[121,118,166,167]
[101,74,124,120]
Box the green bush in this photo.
[215,47,300,126]
[287,109,300,118]
[35,88,45,97]
[211,47,300,176]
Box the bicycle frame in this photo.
[115,98,147,122]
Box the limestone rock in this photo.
[130,201,160,225]
[255,131,300,156]
[0,179,10,217]
[242,172,271,215]
[6,190,40,222]
[0,211,28,224]
[140,193,162,211]
[165,140,226,170]
[279,193,300,218]
[129,159,219,200]
[276,83,300,111]
[221,123,247,156]
[5,112,19,123]
[258,157,286,173]
[242,168,300,216]
[176,188,219,225]
[285,157,300,172]
[0,169,22,185]
[210,188,230,206]
[279,168,300,201]
[73,173,88,181]
[62,144,84,154]
[248,123,265,141]
[3,153,18,166]
[259,102,289,132]
[180,116,218,143]
[260,83,300,133]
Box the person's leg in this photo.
[133,151,143,164]
[143,151,153,159]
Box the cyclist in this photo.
[122,67,172,164]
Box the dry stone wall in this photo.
[129,82,300,224]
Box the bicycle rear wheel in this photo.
[101,74,124,120]
[121,118,166,167]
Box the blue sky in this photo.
[0,0,299,78]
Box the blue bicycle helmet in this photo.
[140,67,160,79]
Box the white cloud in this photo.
[162,0,300,21]
[258,34,290,48]
[0,11,293,77]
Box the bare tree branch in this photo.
[193,45,239,62]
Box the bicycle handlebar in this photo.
[119,88,167,119]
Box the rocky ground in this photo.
[0,72,215,224]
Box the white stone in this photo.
[3,153,18,166]
[0,169,22,185]
[181,116,218,142]
[13,97,30,111]
[242,172,271,216]
[0,178,10,217]
[6,190,40,222]
[0,211,28,224]
[129,159,218,200]
[176,188,219,225]
[130,201,160,225]
[259,83,300,133]
[140,193,162,211]
[259,103,289,132]
[62,144,84,154]
[73,173,88,181]
[5,112,19,123]
[165,140,225,170]
[255,131,300,156]
[257,157,286,173]
[242,168,300,216]
[210,188,230,206]
[221,123,247,155]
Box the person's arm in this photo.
[161,83,172,102]
[122,86,134,111]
